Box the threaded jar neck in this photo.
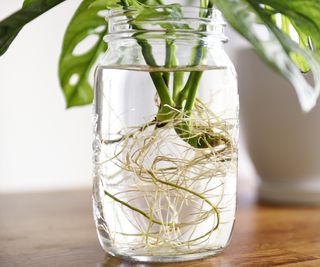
[104,5,227,45]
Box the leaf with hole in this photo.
[58,0,109,108]
[214,0,320,112]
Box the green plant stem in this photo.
[172,3,211,148]
[138,40,175,121]
[122,1,214,145]
[184,72,203,112]
[176,45,203,108]
[139,41,174,106]
[171,49,184,102]
[163,39,184,104]
[121,0,174,121]
[163,40,173,86]
[176,1,212,111]
[173,71,184,101]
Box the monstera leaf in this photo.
[214,0,320,111]
[0,0,65,56]
[58,0,108,107]
[58,0,167,107]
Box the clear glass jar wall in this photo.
[93,6,239,263]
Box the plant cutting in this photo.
[1,0,320,263]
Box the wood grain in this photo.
[0,188,319,267]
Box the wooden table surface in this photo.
[1,187,320,267]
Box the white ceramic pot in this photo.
[236,48,320,204]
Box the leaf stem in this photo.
[138,40,174,108]
[120,0,174,120]
[184,72,203,112]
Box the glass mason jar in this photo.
[93,6,238,263]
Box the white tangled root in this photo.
[100,102,237,253]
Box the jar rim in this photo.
[105,5,227,44]
[106,5,226,25]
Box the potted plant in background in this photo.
[1,0,320,262]
[236,47,320,205]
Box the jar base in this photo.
[96,227,228,263]
[105,247,225,263]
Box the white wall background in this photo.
[0,1,256,193]
[0,0,93,193]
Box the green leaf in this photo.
[59,0,167,108]
[277,15,309,72]
[214,0,320,112]
[0,0,65,56]
[58,0,109,108]
[3,0,320,112]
